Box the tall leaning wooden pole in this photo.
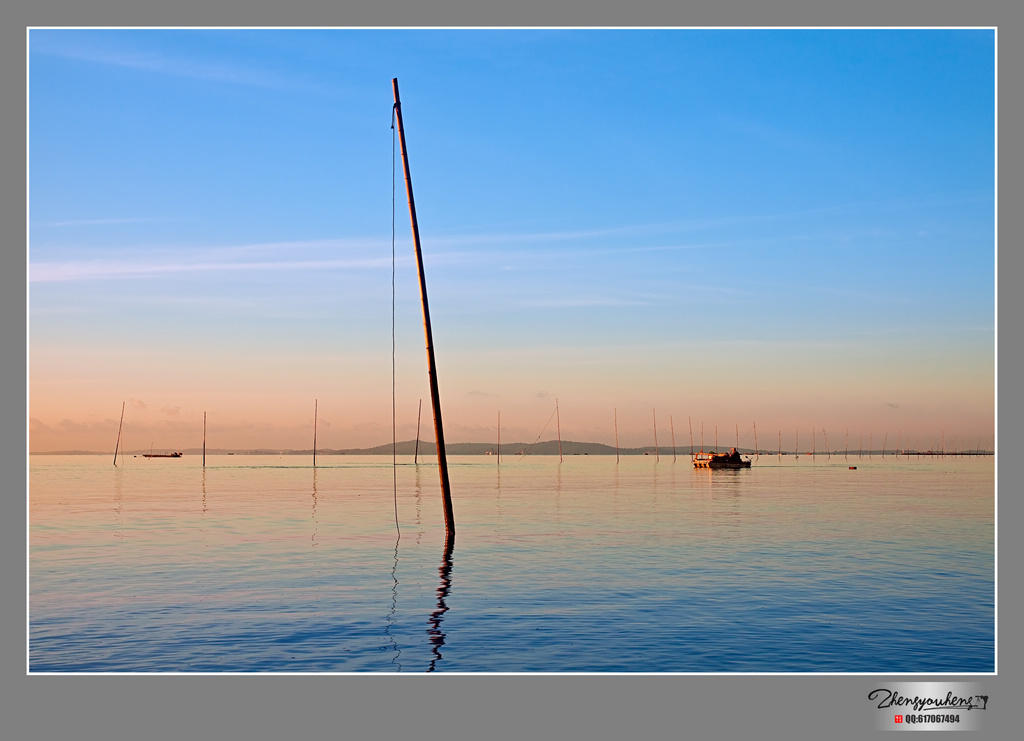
[392,78,455,538]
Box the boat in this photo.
[142,452,182,458]
[693,448,751,469]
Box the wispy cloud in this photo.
[33,217,179,228]
[30,256,400,282]
[522,296,653,308]
[31,35,305,92]
[29,238,404,282]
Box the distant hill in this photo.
[185,440,731,457]
[32,440,994,456]
[37,440,700,456]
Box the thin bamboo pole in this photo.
[312,400,317,468]
[113,401,125,466]
[556,398,563,462]
[393,78,454,537]
[615,408,620,463]
[653,408,659,461]
[414,398,422,463]
[670,416,677,462]
[203,411,207,468]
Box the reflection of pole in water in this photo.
[496,463,503,520]
[414,464,423,545]
[426,533,455,672]
[386,534,403,671]
[113,465,124,539]
[311,468,319,548]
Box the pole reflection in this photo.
[385,532,403,671]
[113,466,124,541]
[310,468,318,550]
[414,465,423,545]
[426,532,455,672]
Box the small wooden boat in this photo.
[142,452,182,458]
[693,448,751,469]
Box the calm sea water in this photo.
[29,453,994,673]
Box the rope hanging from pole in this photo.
[519,406,559,460]
[390,105,400,536]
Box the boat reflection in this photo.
[426,532,455,672]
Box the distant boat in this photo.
[142,452,182,458]
[693,448,751,470]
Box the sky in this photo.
[28,28,996,453]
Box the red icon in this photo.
[895,715,903,723]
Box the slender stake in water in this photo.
[113,401,125,466]
[414,398,422,464]
[670,416,677,462]
[653,408,659,461]
[615,408,620,463]
[556,398,563,462]
[393,78,455,537]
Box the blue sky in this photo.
[28,28,995,452]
